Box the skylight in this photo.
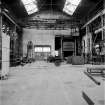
[21,0,38,15]
[63,0,81,15]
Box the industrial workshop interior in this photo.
[0,0,105,105]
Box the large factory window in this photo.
[35,47,50,52]
[34,45,51,61]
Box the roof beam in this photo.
[2,11,19,28]
[82,9,105,29]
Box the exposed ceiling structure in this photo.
[2,0,102,20]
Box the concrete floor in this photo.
[0,61,104,105]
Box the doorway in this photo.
[63,36,75,58]
[55,36,62,57]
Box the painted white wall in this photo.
[23,29,54,56]
[23,28,71,56]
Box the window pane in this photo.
[63,0,81,15]
[43,47,51,52]
[22,0,35,5]
[66,3,76,12]
[28,7,38,15]
[67,0,81,5]
[35,47,43,52]
[21,0,38,15]
[25,3,37,12]
[63,8,73,15]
